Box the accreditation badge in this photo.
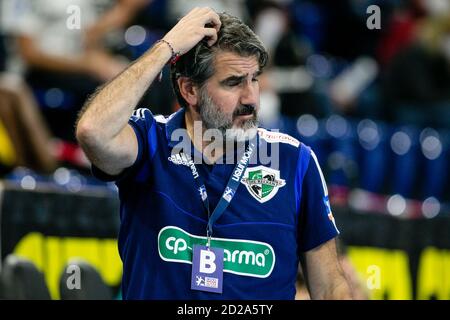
[191,245,224,294]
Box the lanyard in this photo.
[182,142,255,247]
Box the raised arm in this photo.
[76,7,221,176]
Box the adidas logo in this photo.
[168,152,191,167]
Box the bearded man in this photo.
[76,8,352,300]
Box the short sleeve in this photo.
[297,149,340,252]
[91,108,155,182]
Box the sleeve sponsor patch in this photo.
[258,129,300,148]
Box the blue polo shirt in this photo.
[93,107,339,300]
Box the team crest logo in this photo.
[241,166,286,203]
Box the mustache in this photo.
[233,104,256,118]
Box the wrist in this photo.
[147,40,172,65]
[157,39,181,64]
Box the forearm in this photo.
[19,36,92,74]
[8,84,57,172]
[302,240,355,300]
[23,52,90,74]
[318,274,353,300]
[77,41,171,142]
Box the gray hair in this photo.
[170,12,268,108]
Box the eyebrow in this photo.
[219,70,262,85]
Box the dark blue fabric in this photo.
[92,108,339,299]
[297,152,340,252]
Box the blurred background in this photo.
[0,0,449,300]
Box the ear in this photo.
[177,77,199,107]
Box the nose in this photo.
[239,80,259,107]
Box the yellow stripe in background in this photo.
[347,246,412,300]
[14,232,122,299]
[417,247,450,300]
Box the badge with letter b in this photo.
[191,245,224,293]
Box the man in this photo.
[76,8,352,299]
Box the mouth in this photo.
[234,105,256,118]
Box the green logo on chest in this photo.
[158,226,275,278]
[241,166,286,203]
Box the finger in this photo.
[209,12,222,32]
[202,27,218,47]
[201,10,221,32]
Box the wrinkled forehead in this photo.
[212,51,260,78]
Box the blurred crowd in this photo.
[0,0,449,301]
[0,0,449,194]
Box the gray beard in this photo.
[198,87,259,142]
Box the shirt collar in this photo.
[165,108,204,161]
[166,107,187,147]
